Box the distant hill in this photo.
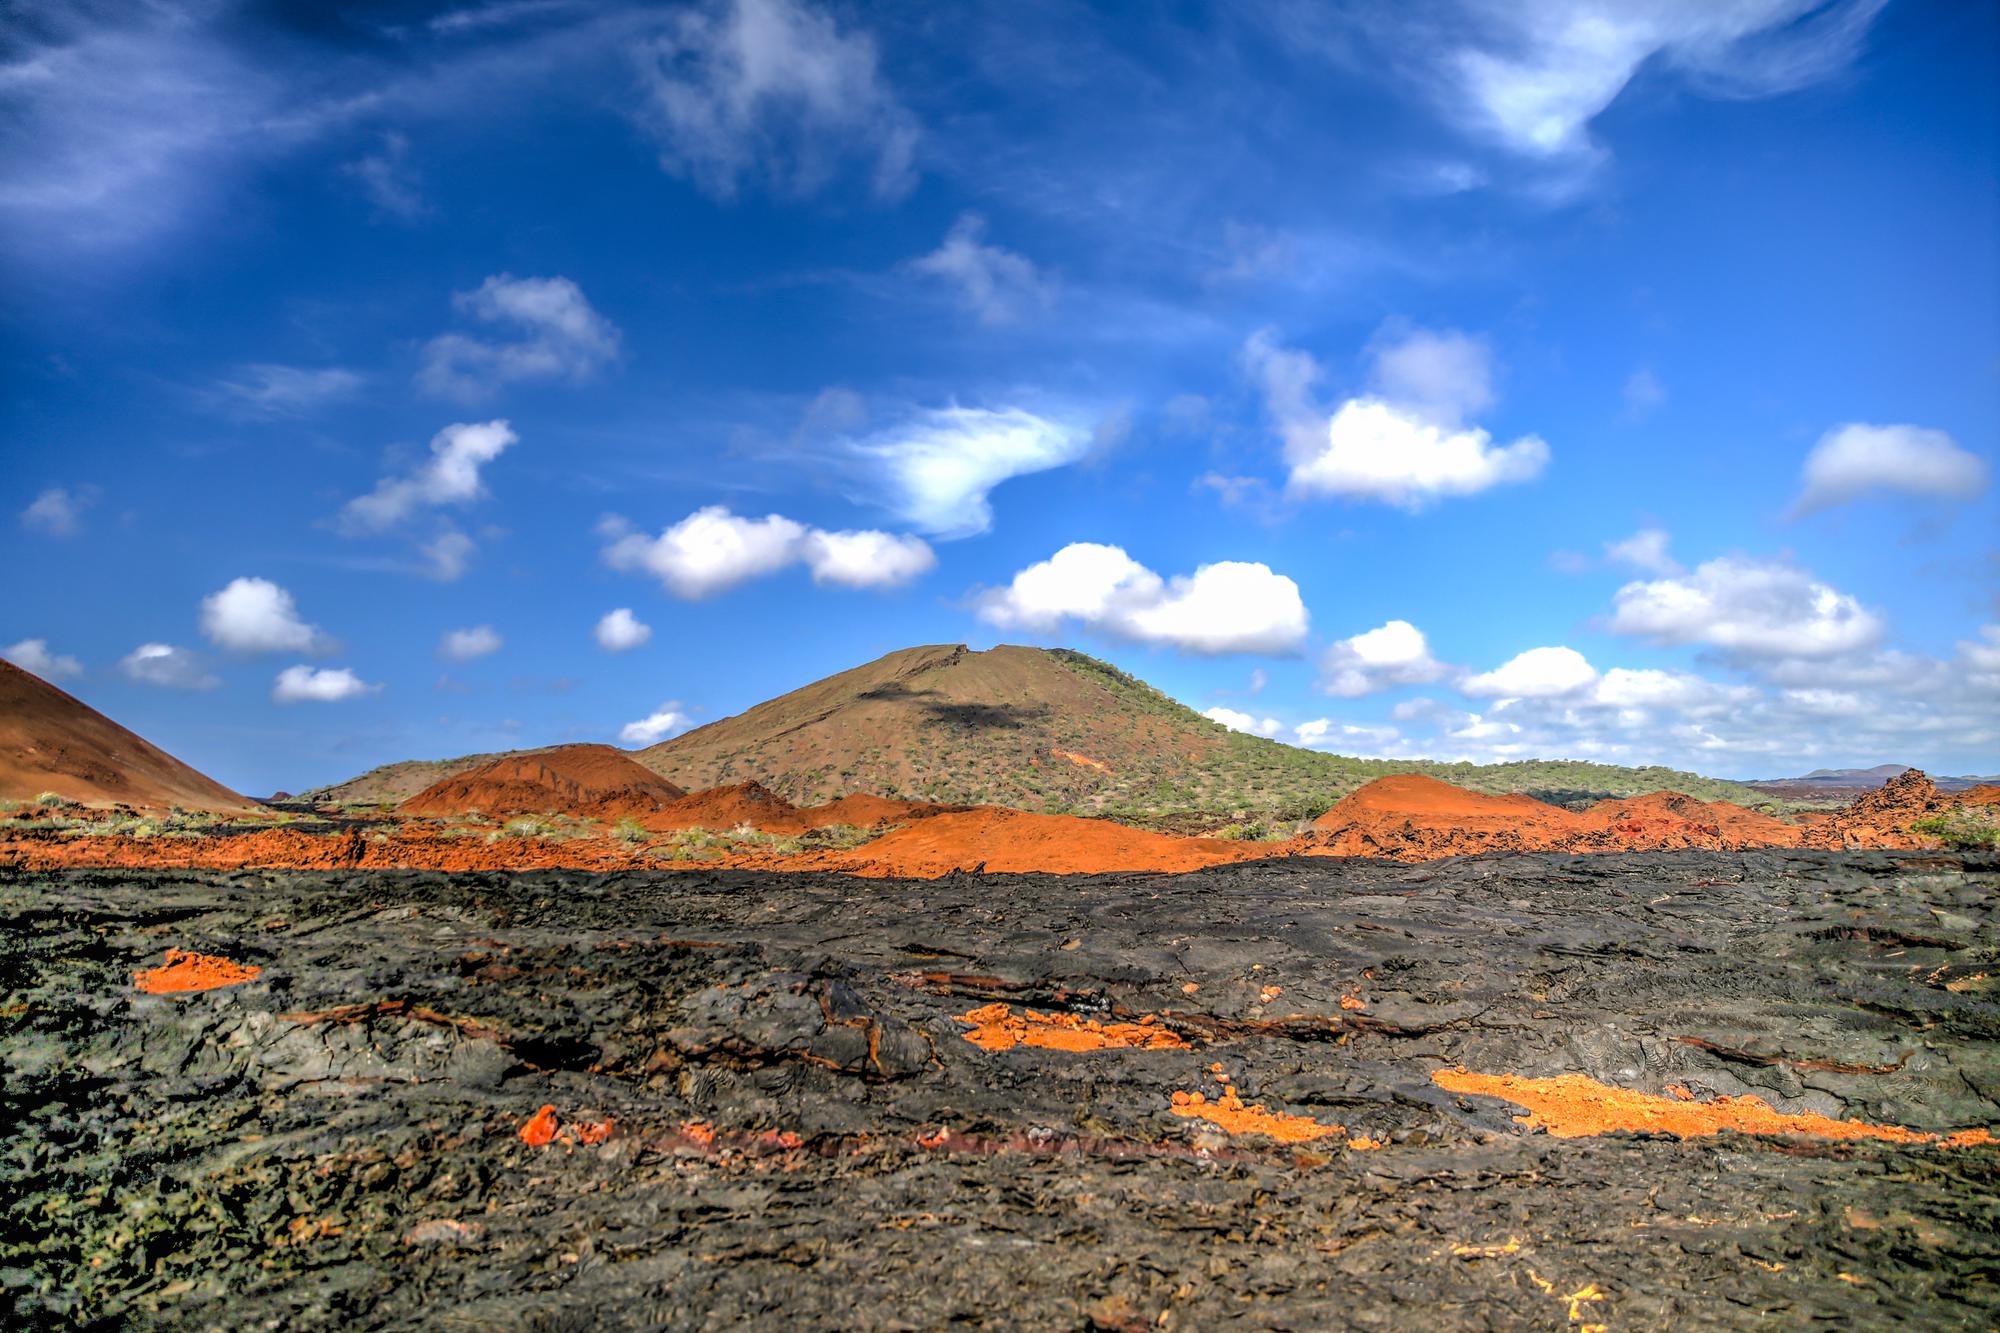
[310,643,1777,825]
[1746,764,1998,801]
[0,659,258,814]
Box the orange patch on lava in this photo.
[132,948,261,994]
[519,1104,614,1147]
[1432,1068,1998,1147]
[519,1104,559,1146]
[1051,748,1110,772]
[955,1003,1188,1053]
[1169,1088,1343,1143]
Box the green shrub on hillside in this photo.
[1912,809,2000,851]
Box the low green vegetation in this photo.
[1912,809,2000,851]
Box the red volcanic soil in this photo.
[7,769,1988,877]
[0,659,258,814]
[643,781,814,834]
[1959,784,2000,807]
[804,793,958,829]
[1309,775,1578,858]
[1572,791,1794,849]
[772,806,1264,878]
[1309,774,1794,860]
[399,744,685,819]
[0,826,651,874]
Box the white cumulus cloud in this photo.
[909,214,1053,325]
[1246,327,1548,509]
[1462,645,1599,698]
[634,0,918,200]
[620,703,695,745]
[273,665,379,704]
[1609,555,1883,659]
[595,608,653,652]
[439,625,502,661]
[846,406,1092,538]
[200,578,331,655]
[602,506,933,599]
[340,420,518,533]
[118,642,219,690]
[3,638,82,679]
[1791,422,1989,516]
[977,542,1310,656]
[1320,620,1449,697]
[799,527,937,588]
[1204,706,1282,738]
[418,276,619,401]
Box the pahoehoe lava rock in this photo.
[3,851,1997,1329]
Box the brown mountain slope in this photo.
[308,644,1777,822]
[400,744,685,819]
[0,659,257,814]
[635,644,1233,810]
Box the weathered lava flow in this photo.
[4,849,1996,1329]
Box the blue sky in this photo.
[4,0,1997,795]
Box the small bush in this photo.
[1912,809,2000,851]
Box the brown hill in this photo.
[633,643,1231,810]
[399,744,684,819]
[643,781,813,834]
[306,746,559,806]
[0,659,257,814]
[310,644,1776,820]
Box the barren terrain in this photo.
[6,850,1996,1328]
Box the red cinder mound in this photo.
[1309,775,1578,858]
[399,744,685,819]
[645,781,814,833]
[1956,784,2000,808]
[1576,791,1794,850]
[1308,775,1807,860]
[805,793,958,829]
[1315,774,1564,828]
[0,659,258,814]
[773,806,1264,878]
[1801,768,1950,850]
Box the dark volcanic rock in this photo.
[3,851,1998,1329]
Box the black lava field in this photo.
[4,851,1997,1329]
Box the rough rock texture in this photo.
[1801,769,1956,850]
[4,851,1996,1328]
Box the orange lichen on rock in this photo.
[955,1003,1188,1052]
[1169,1088,1343,1144]
[132,948,261,994]
[1432,1068,2000,1147]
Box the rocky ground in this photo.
[4,851,1997,1330]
